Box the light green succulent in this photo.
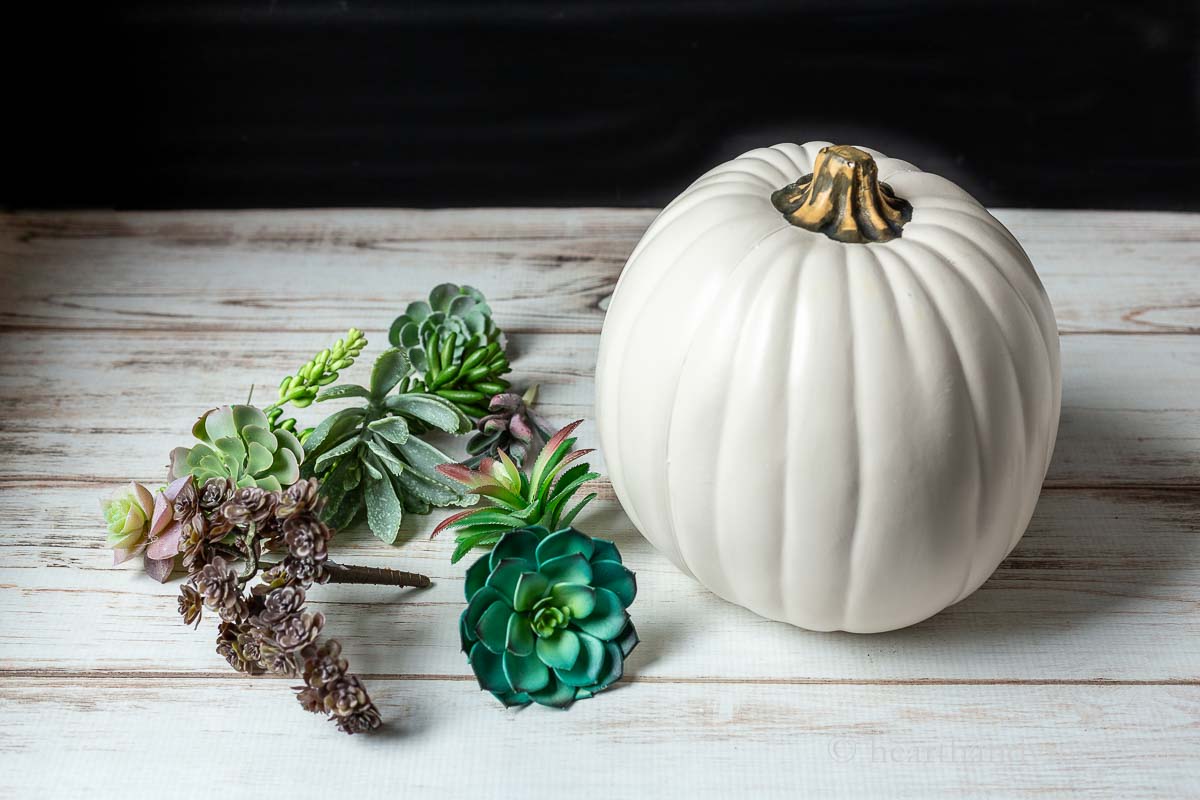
[170,405,304,492]
[388,284,502,377]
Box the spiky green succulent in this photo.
[460,526,638,708]
[302,348,475,543]
[389,284,510,419]
[170,405,304,492]
[266,328,367,438]
[434,420,598,562]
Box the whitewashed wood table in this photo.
[1,209,1197,798]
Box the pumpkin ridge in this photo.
[906,226,1033,597]
[778,240,821,623]
[602,203,771,557]
[838,243,866,630]
[911,218,1055,560]
[915,210,1060,441]
[666,224,799,597]
[892,238,989,612]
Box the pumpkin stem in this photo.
[771,145,912,244]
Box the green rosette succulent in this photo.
[460,526,638,708]
[388,284,501,376]
[170,405,304,492]
[389,285,510,419]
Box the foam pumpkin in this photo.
[595,142,1060,633]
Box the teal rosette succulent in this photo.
[170,405,304,492]
[388,284,501,376]
[460,526,638,708]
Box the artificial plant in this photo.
[388,284,511,419]
[460,526,638,708]
[433,419,598,562]
[301,347,475,543]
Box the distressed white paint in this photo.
[0,210,1196,798]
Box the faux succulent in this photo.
[434,420,598,562]
[388,283,501,374]
[302,348,475,543]
[265,328,367,438]
[170,405,305,492]
[460,526,638,708]
[465,385,552,468]
[389,284,511,419]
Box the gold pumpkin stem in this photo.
[771,145,912,244]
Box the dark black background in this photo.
[7,1,1200,210]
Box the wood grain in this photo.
[0,208,1197,798]
[2,679,1197,799]
[2,209,1198,335]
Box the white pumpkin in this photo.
[595,141,1060,633]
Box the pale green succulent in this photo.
[170,405,304,492]
[388,284,502,376]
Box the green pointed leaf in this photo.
[394,435,456,475]
[475,601,512,654]
[365,437,406,476]
[549,583,595,619]
[588,642,625,694]
[503,650,550,694]
[591,560,636,607]
[468,642,510,693]
[591,538,621,564]
[489,529,540,572]
[486,557,534,601]
[615,620,639,658]
[464,554,492,601]
[513,572,550,612]
[314,436,359,472]
[465,586,504,630]
[364,474,402,543]
[370,348,411,399]
[552,631,604,688]
[535,629,581,671]
[536,528,595,565]
[527,675,576,708]
[539,553,593,585]
[558,493,597,530]
[367,415,410,445]
[303,407,365,455]
[396,468,468,508]
[574,587,628,640]
[385,393,469,434]
[506,614,535,656]
[316,384,371,402]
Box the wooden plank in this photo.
[1,678,1196,799]
[2,209,1198,336]
[0,329,1197,487]
[2,488,1197,681]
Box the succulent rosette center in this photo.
[460,526,638,708]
